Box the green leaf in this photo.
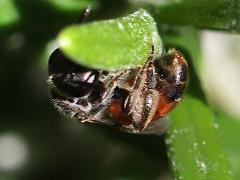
[131,0,240,32]
[167,96,233,180]
[57,9,162,70]
[0,0,20,27]
[217,114,240,180]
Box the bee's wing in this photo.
[139,117,169,135]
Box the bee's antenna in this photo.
[76,5,91,24]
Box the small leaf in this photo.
[131,0,240,32]
[58,9,162,70]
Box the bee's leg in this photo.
[51,94,114,126]
[123,45,157,131]
[50,94,91,119]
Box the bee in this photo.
[47,8,189,134]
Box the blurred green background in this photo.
[0,0,240,180]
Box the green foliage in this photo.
[217,114,240,179]
[167,95,232,180]
[132,0,240,32]
[0,0,19,27]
